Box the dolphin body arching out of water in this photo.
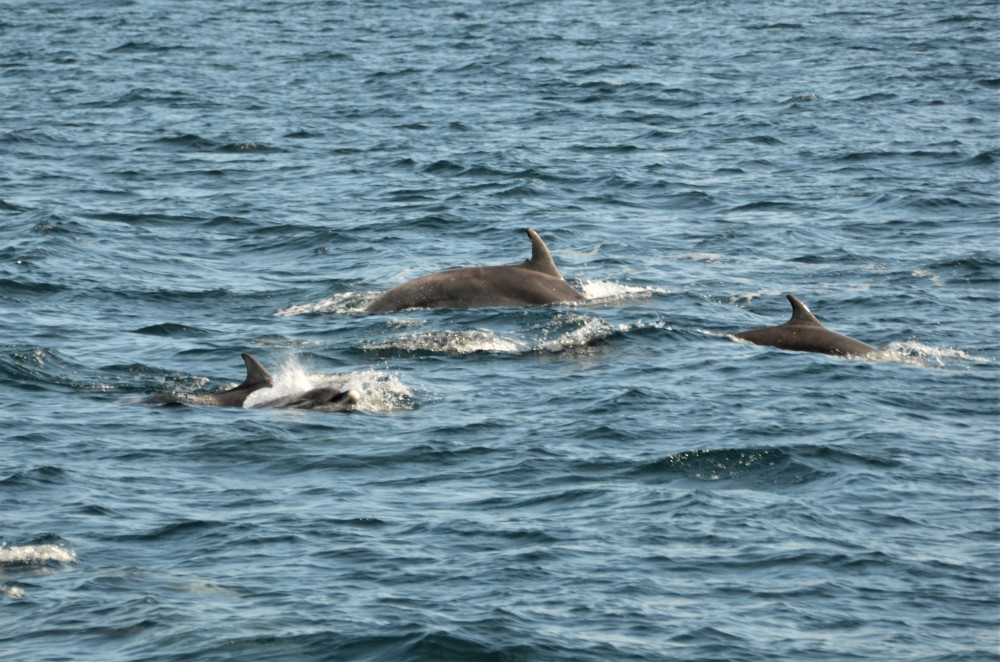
[732,294,876,356]
[365,228,585,314]
[146,353,359,411]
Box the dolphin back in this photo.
[366,228,583,313]
[733,295,875,356]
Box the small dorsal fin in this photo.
[239,353,273,388]
[786,294,824,326]
[522,227,563,279]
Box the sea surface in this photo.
[1,1,998,660]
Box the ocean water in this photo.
[2,0,998,660]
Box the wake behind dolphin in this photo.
[365,228,585,313]
[732,294,876,356]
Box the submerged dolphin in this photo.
[365,227,585,313]
[147,353,359,411]
[732,295,875,356]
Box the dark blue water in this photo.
[2,1,998,660]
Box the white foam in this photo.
[241,356,415,412]
[1,584,26,599]
[364,315,673,357]
[869,341,992,368]
[338,369,416,413]
[275,292,371,317]
[727,289,784,305]
[911,268,945,287]
[362,329,523,355]
[0,543,77,565]
[579,279,664,303]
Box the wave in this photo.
[0,465,69,488]
[631,447,827,487]
[0,345,86,387]
[213,628,557,662]
[629,445,895,489]
[130,323,211,337]
[2,345,188,395]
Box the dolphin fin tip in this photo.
[240,353,273,387]
[523,228,561,278]
[786,294,823,326]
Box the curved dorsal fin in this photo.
[522,227,563,279]
[239,353,273,388]
[785,294,824,327]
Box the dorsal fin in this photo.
[239,353,273,388]
[521,227,564,279]
[785,294,824,327]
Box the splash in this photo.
[241,356,414,412]
[339,369,416,413]
[0,543,77,566]
[242,355,314,408]
[0,543,77,600]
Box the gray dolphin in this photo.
[732,294,875,356]
[365,227,585,313]
[147,353,358,411]
[249,387,359,411]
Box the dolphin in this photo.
[732,294,875,356]
[147,353,358,411]
[365,227,585,313]
[249,387,359,411]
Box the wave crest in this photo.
[0,543,77,566]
